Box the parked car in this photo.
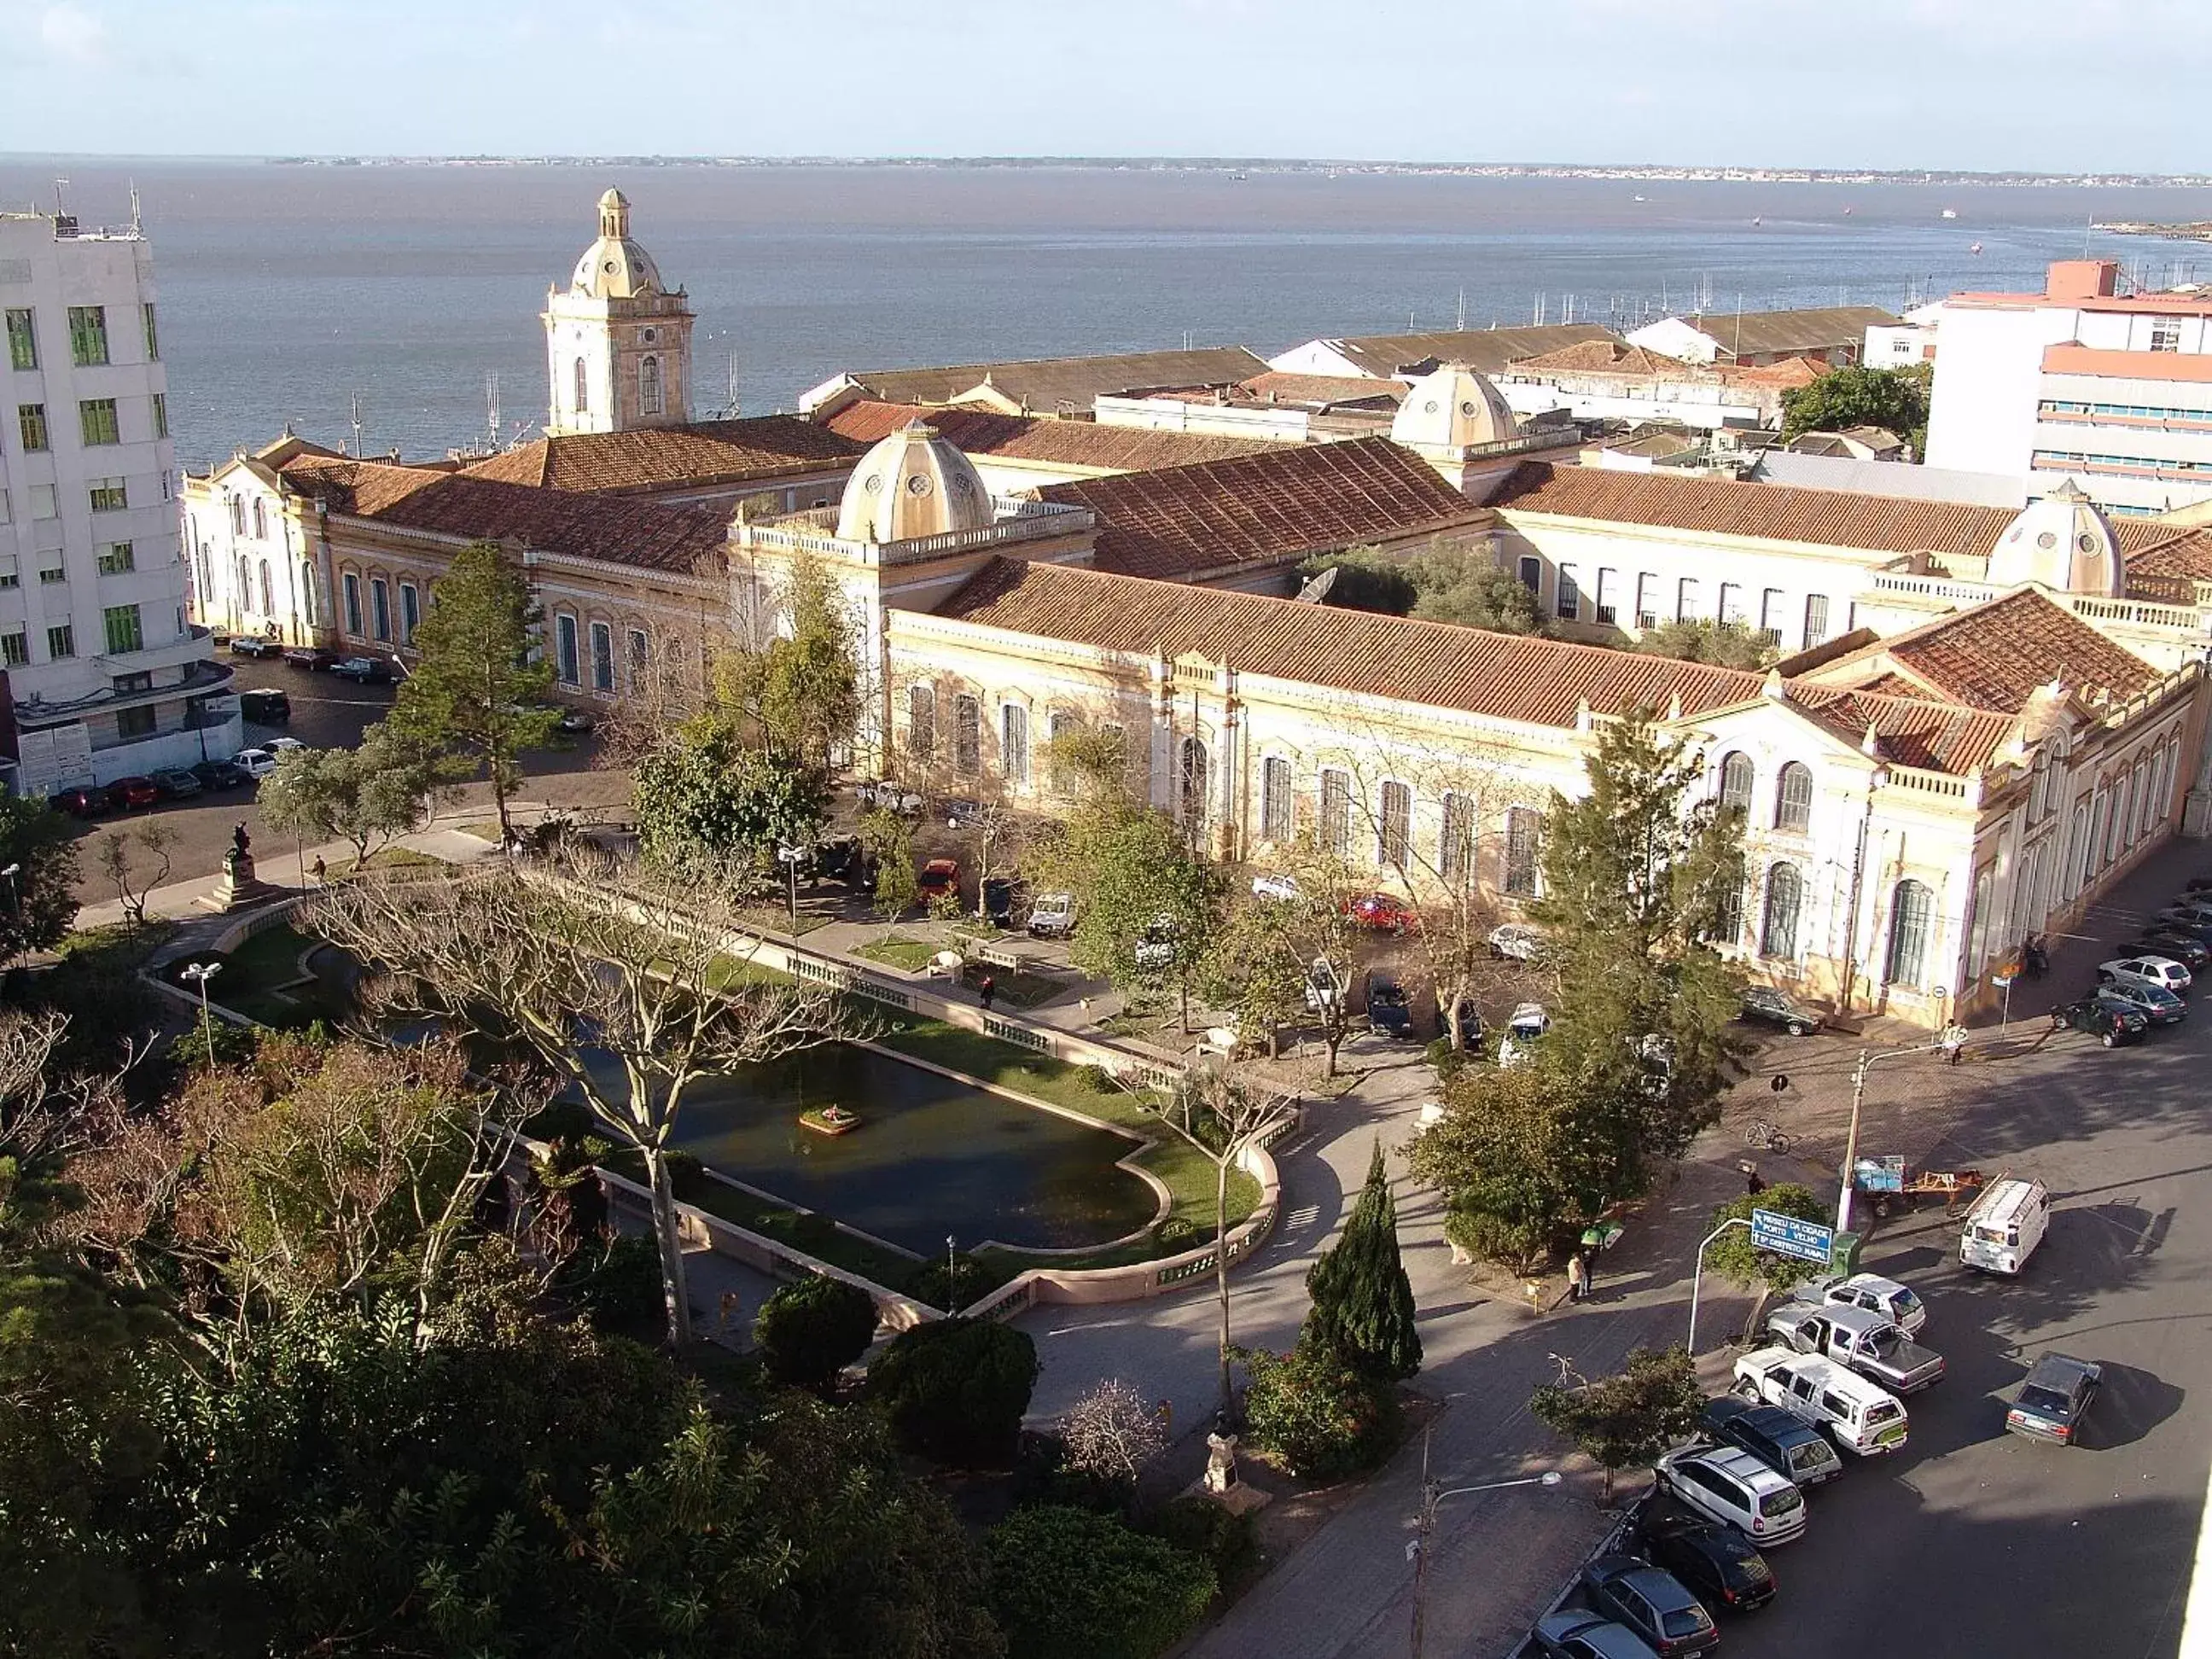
[1487,922,1545,962]
[228,633,283,658]
[2151,907,2212,943]
[2049,995,2149,1046]
[1959,1176,2050,1276]
[1580,1555,1720,1654]
[1764,1301,1944,1393]
[1303,956,1345,1016]
[282,646,339,671]
[1499,1001,1550,1068]
[1366,972,1414,1038]
[2098,954,2192,998]
[1652,1447,1807,1547]
[108,776,161,810]
[1250,870,1302,903]
[1798,1271,1928,1336]
[331,656,393,683]
[981,876,1016,928]
[1134,916,1179,971]
[812,835,869,889]
[148,768,204,800]
[555,708,593,734]
[238,687,292,723]
[853,779,923,816]
[1697,1395,1843,1487]
[916,859,960,904]
[49,785,112,818]
[191,759,250,791]
[1738,986,1819,1036]
[942,797,987,830]
[1344,891,1420,934]
[2166,895,2212,926]
[265,736,306,754]
[1731,1348,1909,1455]
[1638,1513,1778,1615]
[1529,1610,1661,1659]
[2098,979,2186,1025]
[2005,1352,2102,1446]
[2128,931,2212,970]
[1027,892,1075,938]
[231,748,281,780]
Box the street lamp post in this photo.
[0,862,20,979]
[945,1233,958,1313]
[1407,1428,1562,1659]
[178,960,224,1072]
[777,845,805,929]
[1836,1039,1945,1236]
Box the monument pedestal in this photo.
[198,852,272,914]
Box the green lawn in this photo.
[854,934,939,972]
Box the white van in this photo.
[1732,1348,1910,1456]
[1959,1178,2049,1275]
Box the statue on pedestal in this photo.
[1203,1429,1240,1493]
[224,823,254,884]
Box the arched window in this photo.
[1504,806,1541,895]
[1760,863,1802,959]
[251,498,265,538]
[952,694,980,774]
[1002,702,1031,788]
[1319,769,1353,857]
[1261,756,1294,843]
[1773,762,1813,833]
[2011,838,2046,939]
[1379,780,1412,870]
[1885,880,1936,986]
[1439,791,1474,884]
[1719,752,1754,815]
[1179,736,1210,830]
[2130,758,2150,842]
[228,495,244,535]
[2066,801,2089,898]
[257,559,274,618]
[1047,712,1075,795]
[573,358,589,415]
[639,355,663,416]
[1966,864,1994,974]
[298,560,315,626]
[1712,875,1745,946]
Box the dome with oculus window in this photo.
[1390,362,1521,452]
[1987,480,2123,597]
[835,420,995,544]
[566,189,668,300]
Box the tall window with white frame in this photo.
[1885,879,1935,986]
[1319,769,1353,858]
[1002,703,1031,789]
[1503,806,1540,896]
[1677,576,1700,622]
[1634,573,1658,630]
[370,579,391,643]
[1711,875,1744,947]
[1773,762,1813,833]
[1719,752,1754,818]
[1178,736,1208,833]
[1440,791,1474,887]
[1761,863,1802,960]
[1803,593,1831,649]
[591,622,614,693]
[555,614,579,685]
[907,684,935,763]
[1719,582,1744,626]
[573,358,589,416]
[1594,568,1618,626]
[639,357,662,417]
[342,573,362,637]
[1378,779,1412,870]
[400,581,419,643]
[627,627,649,694]
[1261,755,1293,843]
[1965,864,1994,975]
[953,694,980,775]
[1759,588,1784,646]
[1556,563,1580,621]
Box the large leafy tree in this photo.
[1531,1345,1703,1504]
[1301,1140,1421,1382]
[1047,804,1225,1031]
[718,552,862,771]
[1779,362,1932,452]
[1705,1182,1831,1304]
[388,539,562,842]
[1633,616,1777,670]
[0,795,80,958]
[1531,705,1746,1154]
[257,722,445,870]
[1406,542,1547,633]
[1295,546,1417,614]
[987,1504,1214,1659]
[632,727,828,873]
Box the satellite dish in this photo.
[1295,565,1341,605]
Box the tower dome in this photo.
[568,188,667,300]
[1390,362,1521,451]
[1988,480,2123,597]
[835,420,995,544]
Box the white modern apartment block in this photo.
[1864,302,1942,370]
[1924,260,2212,517]
[0,205,237,795]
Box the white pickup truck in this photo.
[1765,1301,1945,1394]
[1732,1348,1909,1456]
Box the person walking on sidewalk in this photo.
[978,974,997,1012]
[1941,1022,1968,1067]
[1565,1250,1586,1303]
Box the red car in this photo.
[1344,892,1422,935]
[108,775,162,810]
[917,859,961,903]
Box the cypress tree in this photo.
[1301,1139,1423,1382]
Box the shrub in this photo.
[906,1249,1006,1313]
[1074,1063,1116,1094]
[662,1150,707,1202]
[1153,1215,1198,1251]
[1142,1493,1257,1592]
[167,1015,257,1074]
[754,1274,880,1392]
[987,1504,1216,1659]
[868,1317,1039,1467]
[565,1231,663,1337]
[523,1098,599,1144]
[1010,1431,1136,1516]
[1237,1342,1401,1481]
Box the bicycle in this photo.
[1743,1118,1793,1155]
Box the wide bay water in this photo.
[3,158,2208,467]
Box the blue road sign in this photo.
[1750,1208,1836,1265]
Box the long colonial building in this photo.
[181,190,2212,1029]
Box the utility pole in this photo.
[1406,1424,1562,1659]
[1837,1040,1944,1235]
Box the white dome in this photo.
[1988,480,2122,597]
[567,189,667,300]
[835,420,995,544]
[1390,362,1520,451]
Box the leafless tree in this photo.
[311,852,849,1352]
[1062,1377,1170,1485]
[1150,1066,1297,1418]
[94,823,178,928]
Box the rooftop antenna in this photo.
[52,177,69,217]
[725,352,742,419]
[128,180,142,234]
[1456,286,1466,330]
[348,393,364,460]
[486,372,500,453]
[1182,329,1193,351]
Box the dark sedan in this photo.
[282,646,339,671]
[2128,932,2212,971]
[2049,996,2148,1046]
[2007,1352,2101,1445]
[1581,1555,1719,1656]
[150,767,204,800]
[228,633,284,658]
[1739,986,1818,1036]
[49,785,111,818]
[192,758,251,791]
[1639,1515,1777,1615]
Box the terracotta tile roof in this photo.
[840,346,1269,413]
[1875,588,2163,713]
[925,558,2016,775]
[282,461,730,576]
[1031,436,1483,580]
[2126,527,2212,585]
[1312,325,1621,379]
[1726,356,1828,387]
[458,416,864,495]
[1511,340,1690,376]
[1235,372,1406,408]
[1492,462,2024,557]
[816,401,1272,470]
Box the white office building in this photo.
[0,203,236,795]
[1924,260,2212,517]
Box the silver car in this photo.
[1488,923,1545,962]
[2098,955,2192,998]
[2100,978,2186,1025]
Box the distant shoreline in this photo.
[2094,221,2212,242]
[243,155,2212,189]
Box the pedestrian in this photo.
[309,854,327,885]
[1565,1249,1586,1303]
[1743,1161,1767,1196]
[1578,1243,1598,1295]
[1942,1023,1967,1067]
[978,973,997,1011]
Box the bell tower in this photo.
[542,189,694,437]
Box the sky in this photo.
[2,0,2208,174]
